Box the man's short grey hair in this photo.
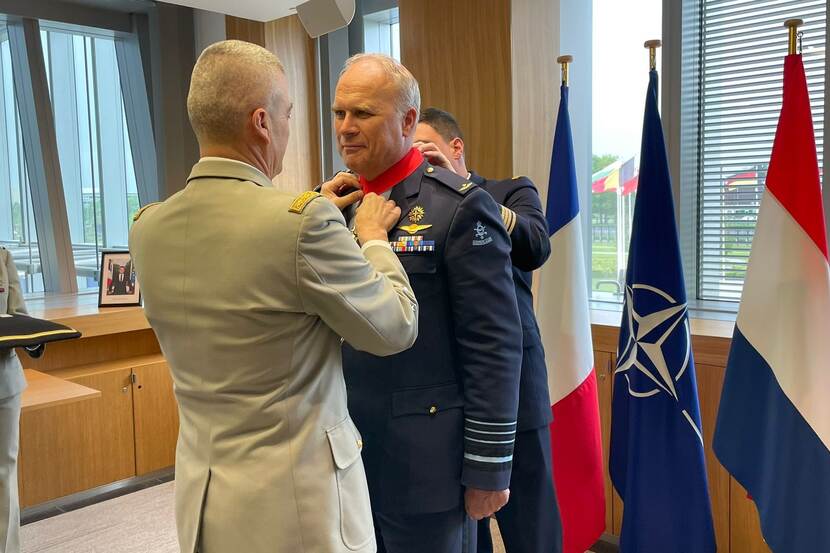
[342,53,420,118]
[187,40,285,143]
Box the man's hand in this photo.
[414,141,456,173]
[321,172,364,210]
[354,193,401,244]
[464,488,510,521]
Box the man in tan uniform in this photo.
[0,248,27,553]
[129,40,418,553]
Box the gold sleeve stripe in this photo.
[289,191,322,214]
[500,205,517,234]
[0,329,79,344]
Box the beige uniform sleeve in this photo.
[3,250,27,316]
[296,197,418,356]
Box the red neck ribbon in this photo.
[359,148,424,195]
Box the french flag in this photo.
[713,53,830,552]
[537,82,606,553]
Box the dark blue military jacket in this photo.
[342,161,522,515]
[470,171,553,432]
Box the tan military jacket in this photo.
[0,248,27,400]
[129,158,418,553]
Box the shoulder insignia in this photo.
[289,191,322,214]
[132,202,160,222]
[512,175,523,180]
[424,165,477,195]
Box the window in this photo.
[0,25,44,294]
[40,24,140,292]
[696,0,825,301]
[591,0,662,302]
[363,7,400,60]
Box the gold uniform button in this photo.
[357,439,363,449]
[426,167,435,173]
[428,405,438,415]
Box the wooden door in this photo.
[132,362,179,475]
[696,363,731,552]
[18,368,136,507]
[730,480,772,553]
[594,351,615,534]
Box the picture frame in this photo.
[98,250,141,307]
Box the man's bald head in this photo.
[187,40,285,145]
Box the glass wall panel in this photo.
[590,0,662,303]
[41,25,139,291]
[0,26,43,294]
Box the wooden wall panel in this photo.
[399,0,512,180]
[225,15,321,194]
[225,16,266,46]
[265,15,322,194]
[510,0,559,190]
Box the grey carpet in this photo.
[20,481,600,553]
[21,482,178,553]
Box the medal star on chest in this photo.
[398,206,432,235]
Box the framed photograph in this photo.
[98,251,141,307]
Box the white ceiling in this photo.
[160,0,297,22]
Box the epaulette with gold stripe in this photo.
[289,191,322,214]
[132,202,161,222]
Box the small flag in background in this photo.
[537,82,605,553]
[713,52,830,553]
[608,67,716,553]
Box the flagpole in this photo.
[785,18,803,55]
[644,39,662,70]
[557,55,573,86]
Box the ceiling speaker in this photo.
[295,0,355,38]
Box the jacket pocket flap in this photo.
[326,418,363,470]
[392,383,464,417]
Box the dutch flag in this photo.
[713,53,830,552]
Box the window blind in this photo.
[699,0,825,300]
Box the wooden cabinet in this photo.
[730,480,772,553]
[594,352,614,534]
[18,357,178,508]
[18,368,136,507]
[133,362,179,475]
[697,363,731,552]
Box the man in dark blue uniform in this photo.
[327,55,522,553]
[415,107,563,553]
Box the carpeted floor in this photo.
[20,481,600,552]
[21,482,178,553]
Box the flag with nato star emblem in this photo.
[608,67,716,553]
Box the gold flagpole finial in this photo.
[785,19,804,55]
[557,55,573,86]
[644,40,662,71]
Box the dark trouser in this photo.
[477,425,562,553]
[375,506,478,553]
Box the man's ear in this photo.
[402,107,418,137]
[252,108,271,144]
[449,137,465,161]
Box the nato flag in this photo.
[609,69,716,553]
